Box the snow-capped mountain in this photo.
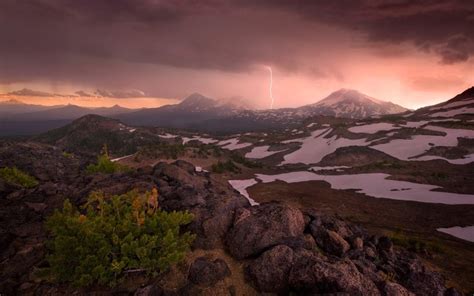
[298,89,408,119]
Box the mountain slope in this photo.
[413,86,474,118]
[116,93,240,128]
[10,104,133,121]
[299,89,408,119]
[36,115,162,155]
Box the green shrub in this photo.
[45,189,195,287]
[0,167,38,188]
[390,231,443,254]
[62,151,74,159]
[86,154,130,174]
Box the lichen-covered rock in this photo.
[289,250,380,295]
[383,282,415,296]
[246,245,294,293]
[226,202,305,259]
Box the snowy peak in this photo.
[301,89,408,119]
[315,89,384,106]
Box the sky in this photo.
[0,0,473,109]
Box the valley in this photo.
[1,87,473,294]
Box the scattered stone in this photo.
[311,223,350,256]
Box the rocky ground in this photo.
[0,141,464,295]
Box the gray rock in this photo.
[289,251,380,295]
[311,223,350,256]
[246,245,294,293]
[383,282,415,296]
[226,203,305,259]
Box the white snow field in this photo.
[253,171,474,205]
[437,226,474,242]
[158,133,177,139]
[348,123,400,134]
[111,154,134,162]
[245,145,286,159]
[228,179,259,206]
[281,128,369,165]
[158,133,217,144]
[371,125,474,163]
[218,138,252,150]
[182,136,217,144]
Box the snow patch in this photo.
[218,138,252,150]
[182,136,217,144]
[281,128,370,165]
[158,133,177,139]
[245,145,286,159]
[111,154,134,162]
[228,179,259,206]
[437,226,474,242]
[371,125,474,163]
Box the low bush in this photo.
[390,231,443,254]
[0,166,38,188]
[86,154,130,174]
[45,189,195,287]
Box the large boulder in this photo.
[188,257,231,286]
[246,245,294,293]
[289,250,380,295]
[226,203,305,259]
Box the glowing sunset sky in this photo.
[1,0,473,109]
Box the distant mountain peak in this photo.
[316,89,385,106]
[300,89,407,119]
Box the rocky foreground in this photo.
[0,142,463,295]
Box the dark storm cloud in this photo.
[249,0,474,64]
[0,0,472,88]
[8,88,55,97]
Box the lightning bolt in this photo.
[265,66,274,109]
